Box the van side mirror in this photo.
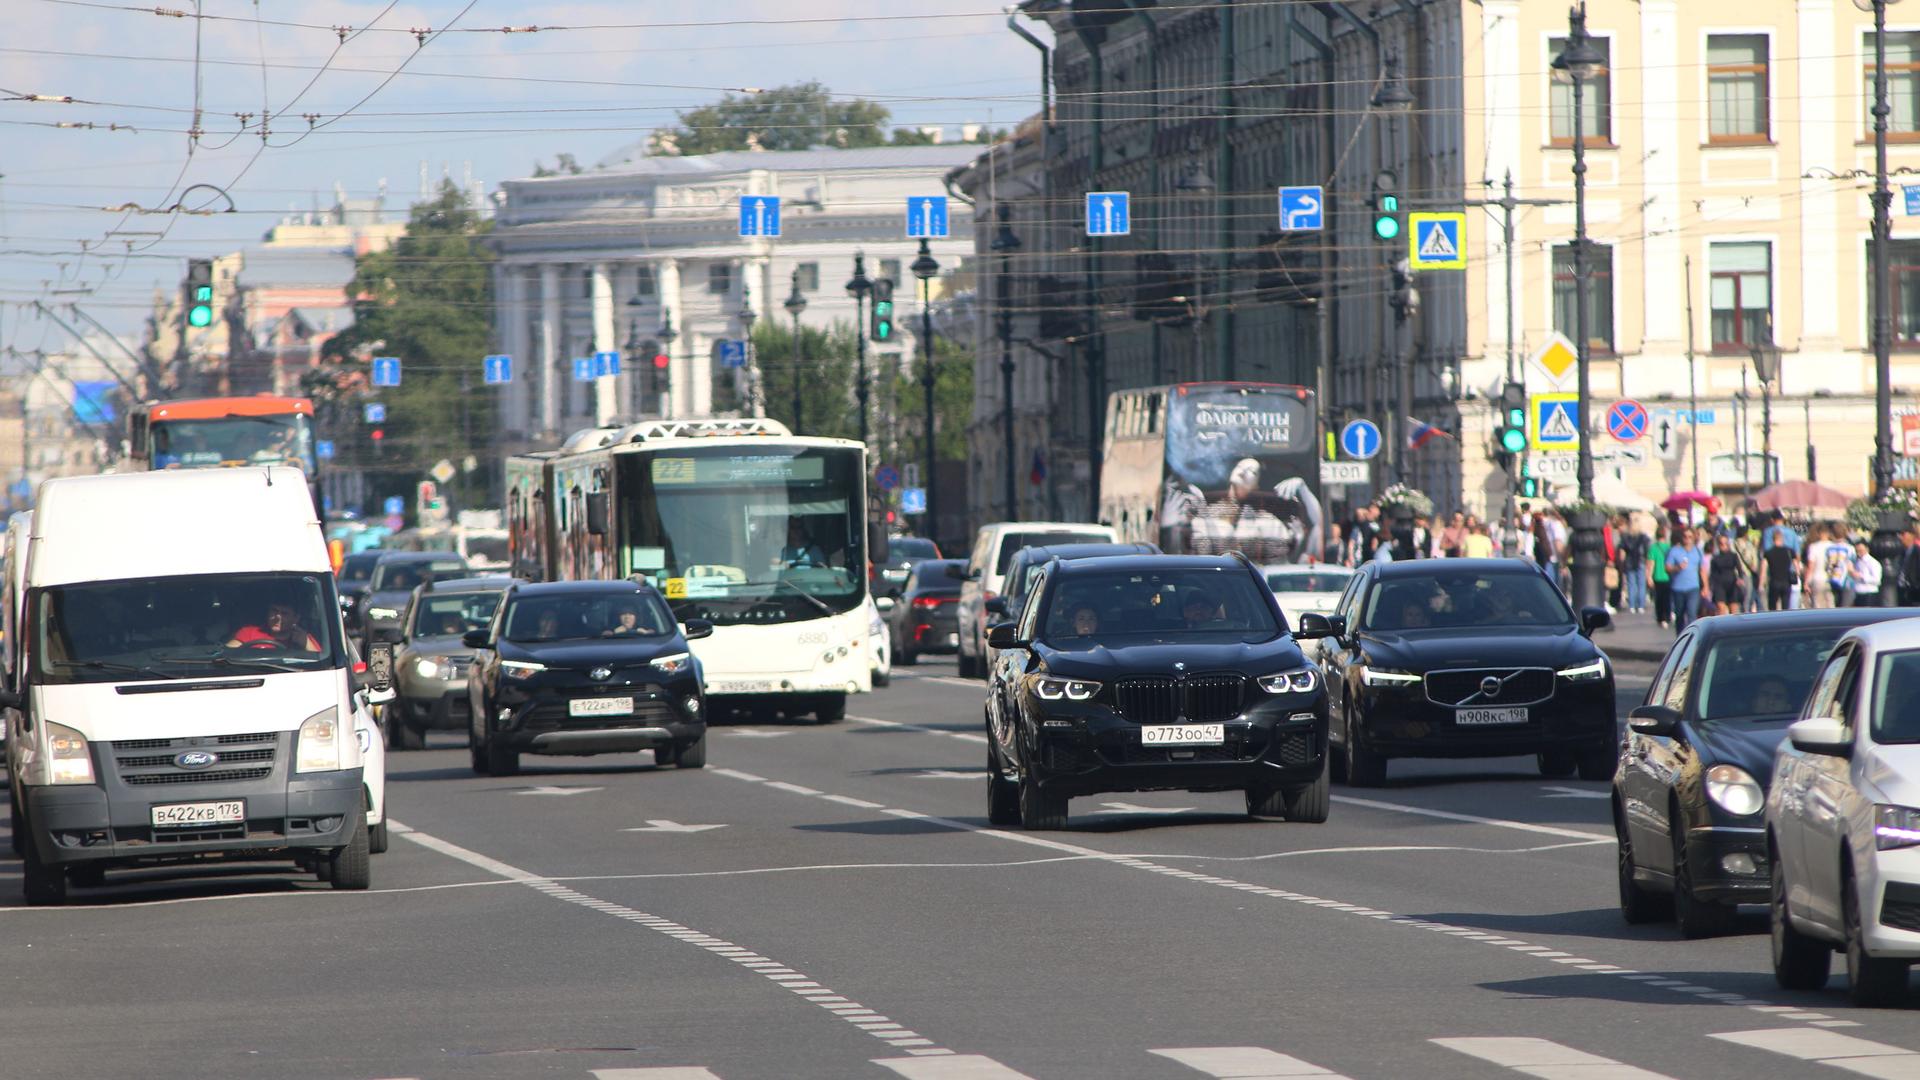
[585,491,610,536]
[366,641,394,692]
[1788,716,1852,757]
[461,629,491,650]
[986,622,1023,650]
[683,619,714,641]
[368,686,396,706]
[1628,704,1679,737]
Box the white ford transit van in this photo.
[4,468,384,904]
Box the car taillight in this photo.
[913,596,949,610]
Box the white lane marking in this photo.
[1540,786,1611,800]
[517,785,603,796]
[872,1054,1034,1079]
[724,730,792,738]
[621,820,728,833]
[392,820,955,1056]
[708,768,767,782]
[592,1069,724,1079]
[1151,1045,1350,1077]
[1095,802,1196,815]
[917,770,987,779]
[705,770,1835,1028]
[849,715,989,745]
[823,794,887,809]
[1433,1037,1678,1080]
[766,781,823,796]
[1330,795,1610,841]
[1709,1028,1920,1077]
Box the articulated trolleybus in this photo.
[506,419,882,722]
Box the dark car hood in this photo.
[1036,636,1307,679]
[1687,717,1796,784]
[400,636,473,661]
[496,637,685,669]
[1359,626,1601,672]
[365,589,413,611]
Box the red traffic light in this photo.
[653,353,670,369]
[369,428,385,441]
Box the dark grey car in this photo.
[358,551,470,652]
[388,576,514,749]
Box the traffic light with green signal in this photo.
[1371,170,1402,243]
[1494,381,1528,459]
[184,258,214,329]
[870,278,895,342]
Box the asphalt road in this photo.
[8,658,1920,1080]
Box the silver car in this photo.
[388,577,513,750]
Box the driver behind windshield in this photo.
[1181,591,1224,629]
[227,600,320,652]
[780,520,828,569]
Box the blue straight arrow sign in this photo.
[739,195,782,238]
[1085,191,1131,237]
[906,196,949,238]
[482,354,512,385]
[592,350,622,377]
[370,356,401,387]
[572,357,593,382]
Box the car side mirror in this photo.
[1627,704,1679,737]
[1579,606,1612,636]
[683,618,714,641]
[1293,612,1334,640]
[985,596,1007,616]
[461,629,491,650]
[1788,716,1853,758]
[0,686,24,710]
[875,596,896,613]
[986,622,1023,650]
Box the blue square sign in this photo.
[482,354,512,385]
[572,357,593,382]
[1278,186,1324,231]
[739,195,782,237]
[370,356,401,387]
[717,340,746,369]
[906,196,950,239]
[1085,191,1130,237]
[363,403,386,423]
[592,350,622,377]
[316,439,335,461]
[1906,185,1920,216]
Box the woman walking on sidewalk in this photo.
[1648,525,1673,628]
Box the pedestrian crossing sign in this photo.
[1408,212,1467,270]
[1529,392,1581,453]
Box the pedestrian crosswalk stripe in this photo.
[591,1069,724,1079]
[873,1054,1036,1079]
[1710,1028,1920,1077]
[1433,1037,1679,1079]
[1151,1045,1351,1077]
[1417,223,1457,260]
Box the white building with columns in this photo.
[489,145,979,447]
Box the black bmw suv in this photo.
[984,553,1334,830]
[464,580,711,776]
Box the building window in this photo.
[1552,243,1615,354]
[1549,36,1611,145]
[1708,35,1770,143]
[707,263,733,295]
[632,265,656,297]
[879,258,903,285]
[1869,239,1920,348]
[796,262,819,292]
[1866,31,1920,139]
[1710,242,1771,350]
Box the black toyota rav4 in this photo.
[984,553,1334,830]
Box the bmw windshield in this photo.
[1040,567,1282,646]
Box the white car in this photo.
[356,692,390,855]
[868,596,893,689]
[1261,564,1355,630]
[1766,619,1920,1005]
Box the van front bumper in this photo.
[24,770,363,868]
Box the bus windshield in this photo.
[620,446,866,625]
[151,414,318,472]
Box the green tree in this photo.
[750,320,865,439]
[323,181,495,516]
[664,82,891,154]
[892,337,974,466]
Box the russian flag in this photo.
[1406,417,1452,450]
[1029,448,1047,486]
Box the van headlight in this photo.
[1360,666,1422,688]
[1558,658,1609,683]
[1034,676,1100,701]
[650,651,693,675]
[1705,764,1763,817]
[47,721,95,785]
[1257,667,1319,694]
[296,706,343,773]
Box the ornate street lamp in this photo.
[991,205,1022,520]
[1750,330,1781,487]
[737,287,762,419]
[1554,3,1608,611]
[845,253,873,447]
[783,268,807,433]
[656,310,678,420]
[1861,0,1909,603]
[911,239,941,541]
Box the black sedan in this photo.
[888,559,964,664]
[1307,558,1614,787]
[464,580,711,777]
[1614,608,1911,937]
[874,535,941,599]
[984,553,1334,831]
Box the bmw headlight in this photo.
[501,660,546,681]
[650,651,693,675]
[1875,805,1920,851]
[1034,676,1100,701]
[368,606,400,621]
[296,706,343,773]
[1257,667,1320,694]
[1360,665,1421,688]
[1557,658,1609,683]
[1704,764,1764,817]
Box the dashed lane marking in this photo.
[1151,1045,1353,1077]
[873,1054,1037,1079]
[1433,1036,1679,1079]
[1709,1028,1920,1077]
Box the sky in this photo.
[0,1,1046,346]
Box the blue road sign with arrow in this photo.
[739,195,782,238]
[592,350,622,377]
[572,357,593,382]
[899,487,927,515]
[1340,419,1382,460]
[363,403,386,423]
[383,496,405,516]
[906,196,950,239]
[316,440,334,461]
[717,340,746,369]
[370,356,401,387]
[1907,185,1920,216]
[1278,186,1324,231]
[1085,191,1131,237]
[482,354,512,385]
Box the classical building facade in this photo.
[487,146,979,449]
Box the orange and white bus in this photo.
[127,395,322,511]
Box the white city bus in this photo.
[506,419,879,722]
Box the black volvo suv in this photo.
[984,553,1334,830]
[464,580,711,776]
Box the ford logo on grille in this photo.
[175,751,218,770]
[589,667,613,681]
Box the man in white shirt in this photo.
[1853,539,1885,607]
[1803,525,1836,610]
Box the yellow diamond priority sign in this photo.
[1528,331,1579,388]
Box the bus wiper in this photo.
[53,660,185,680]
[741,577,834,616]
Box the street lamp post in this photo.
[912,239,941,544]
[1862,0,1908,604]
[991,206,1022,520]
[845,253,873,447]
[1555,4,1607,612]
[737,287,762,419]
[656,311,678,421]
[626,292,647,417]
[783,269,807,433]
[1750,331,1780,488]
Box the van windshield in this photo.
[34,572,344,684]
